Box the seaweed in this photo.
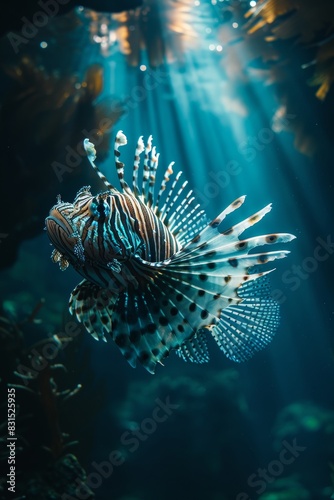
[0,302,94,499]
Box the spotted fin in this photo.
[69,278,188,373]
[69,199,294,374]
[125,198,295,371]
[69,280,117,342]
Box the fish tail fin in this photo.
[210,275,280,362]
[175,329,210,363]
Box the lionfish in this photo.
[45,131,295,373]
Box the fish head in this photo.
[45,201,83,270]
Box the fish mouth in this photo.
[45,209,77,256]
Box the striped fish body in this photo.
[47,190,179,291]
[45,131,295,374]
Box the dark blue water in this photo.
[0,3,333,500]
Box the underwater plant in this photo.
[245,0,334,101]
[0,55,124,271]
[0,303,94,499]
[84,0,207,65]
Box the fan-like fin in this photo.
[68,192,294,373]
[69,280,116,343]
[132,135,144,197]
[177,195,247,255]
[141,135,152,202]
[175,329,210,363]
[111,290,170,373]
[210,276,280,362]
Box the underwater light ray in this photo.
[165,52,251,206]
[43,0,332,401]
[273,143,330,236]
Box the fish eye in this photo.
[89,197,110,218]
[89,198,99,216]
